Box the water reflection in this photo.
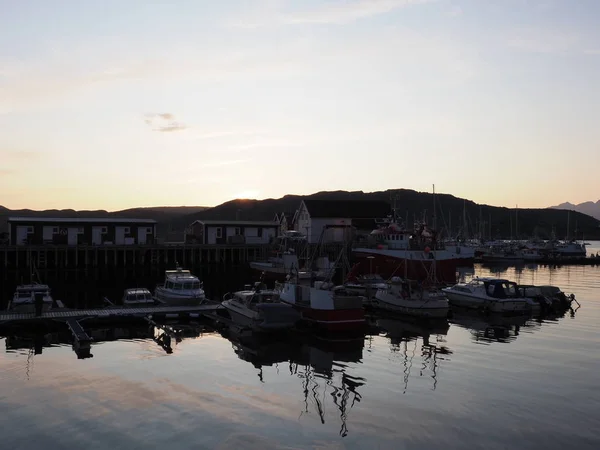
[375,316,452,393]
[222,330,366,437]
[2,322,206,364]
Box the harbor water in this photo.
[1,243,599,449]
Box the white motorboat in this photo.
[371,277,449,318]
[343,273,388,300]
[8,283,54,313]
[441,277,533,313]
[221,282,301,332]
[122,288,156,306]
[154,265,206,306]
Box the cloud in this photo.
[199,159,250,168]
[583,49,600,55]
[228,0,435,28]
[0,169,16,176]
[143,113,187,132]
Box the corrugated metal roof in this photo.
[8,217,157,224]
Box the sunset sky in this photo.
[1,0,599,211]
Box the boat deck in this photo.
[0,304,218,323]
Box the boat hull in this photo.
[7,302,53,314]
[288,304,366,332]
[154,289,206,306]
[442,290,531,313]
[352,250,470,284]
[222,301,300,332]
[371,293,449,319]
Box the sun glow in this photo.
[233,190,261,200]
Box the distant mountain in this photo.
[549,201,600,220]
[2,191,600,240]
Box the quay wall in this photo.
[0,243,348,271]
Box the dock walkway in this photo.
[0,304,218,323]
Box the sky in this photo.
[1,0,599,211]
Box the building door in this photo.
[68,228,78,246]
[115,227,126,245]
[137,227,148,245]
[92,227,103,245]
[16,226,29,246]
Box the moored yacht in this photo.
[221,282,301,332]
[8,283,54,313]
[371,277,450,319]
[154,265,205,306]
[441,277,533,313]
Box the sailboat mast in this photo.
[515,205,519,240]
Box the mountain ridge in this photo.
[2,190,600,239]
[549,200,600,221]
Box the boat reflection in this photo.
[450,310,531,344]
[374,315,452,393]
[224,330,365,437]
[2,322,206,361]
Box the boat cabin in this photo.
[122,288,155,305]
[470,278,521,299]
[162,268,202,290]
[370,222,411,250]
[228,283,281,307]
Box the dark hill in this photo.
[181,189,600,240]
[2,190,599,240]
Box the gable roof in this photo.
[302,200,390,219]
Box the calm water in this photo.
[1,245,600,449]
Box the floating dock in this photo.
[0,304,219,325]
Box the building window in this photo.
[26,227,34,234]
[52,227,59,234]
[147,227,152,233]
[101,227,108,234]
[124,227,130,234]
[234,227,241,236]
[216,227,222,238]
[77,227,84,234]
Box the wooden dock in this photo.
[0,304,218,324]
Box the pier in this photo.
[0,242,351,271]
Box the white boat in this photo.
[8,283,54,313]
[343,273,388,299]
[221,282,301,332]
[154,266,206,306]
[122,288,156,306]
[371,277,449,318]
[441,277,533,313]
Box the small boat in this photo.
[8,283,54,313]
[122,288,156,306]
[441,277,533,313]
[221,282,301,332]
[371,277,450,318]
[276,277,366,332]
[154,265,206,306]
[343,273,388,300]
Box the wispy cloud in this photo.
[199,159,250,168]
[228,0,435,28]
[0,169,16,176]
[143,113,187,132]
